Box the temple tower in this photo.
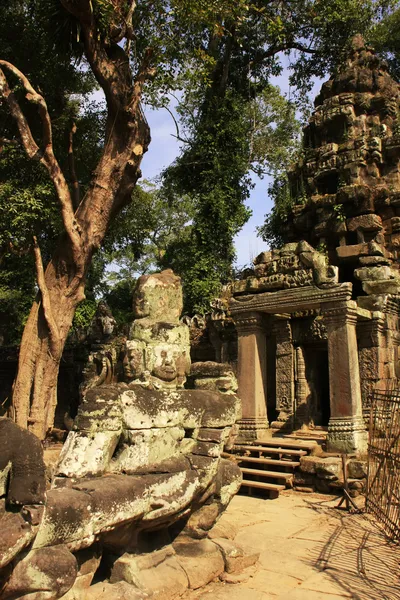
[229,36,400,453]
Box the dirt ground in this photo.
[186,490,400,600]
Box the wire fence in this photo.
[366,388,400,543]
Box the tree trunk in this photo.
[12,108,150,440]
[12,249,86,439]
[5,1,153,439]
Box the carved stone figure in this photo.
[88,301,117,343]
[0,270,244,600]
[124,269,191,390]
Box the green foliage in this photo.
[0,0,104,343]
[71,299,97,331]
[104,180,195,281]
[370,4,400,81]
[333,204,346,222]
[104,280,136,327]
[257,174,296,249]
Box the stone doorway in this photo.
[300,345,330,428]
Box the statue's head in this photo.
[124,325,190,389]
[123,339,146,382]
[132,269,183,324]
[125,270,191,389]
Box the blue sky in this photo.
[140,65,322,268]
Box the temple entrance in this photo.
[302,345,330,427]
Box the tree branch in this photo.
[0,62,82,260]
[132,48,156,107]
[68,121,80,210]
[32,237,61,359]
[61,0,132,112]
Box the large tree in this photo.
[1,0,155,439]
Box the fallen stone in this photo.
[208,519,238,541]
[211,537,259,574]
[219,564,257,584]
[299,456,342,480]
[111,546,188,598]
[174,538,225,589]
[2,545,78,600]
[347,459,368,479]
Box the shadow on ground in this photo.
[303,498,400,600]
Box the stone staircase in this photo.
[223,437,318,498]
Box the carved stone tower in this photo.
[229,36,400,453]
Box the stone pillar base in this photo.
[327,416,368,454]
[236,417,269,441]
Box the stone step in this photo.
[233,445,307,457]
[253,438,318,451]
[223,453,301,468]
[241,479,286,491]
[240,467,293,480]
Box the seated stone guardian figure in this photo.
[0,270,243,600]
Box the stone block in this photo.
[299,456,342,480]
[253,251,272,265]
[336,242,384,260]
[347,459,368,479]
[354,265,395,281]
[197,428,230,443]
[293,472,316,486]
[211,537,259,574]
[208,520,238,541]
[184,503,221,538]
[111,427,184,473]
[293,485,315,493]
[362,279,400,294]
[359,256,391,266]
[174,538,224,589]
[347,214,382,231]
[190,362,235,379]
[57,430,121,478]
[191,441,224,457]
[110,546,188,598]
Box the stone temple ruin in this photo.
[1,33,400,600]
[230,35,400,453]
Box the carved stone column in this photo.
[322,301,367,453]
[270,315,295,430]
[234,312,269,440]
[294,345,311,427]
[357,313,385,423]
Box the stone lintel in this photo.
[230,283,352,317]
[327,416,368,454]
